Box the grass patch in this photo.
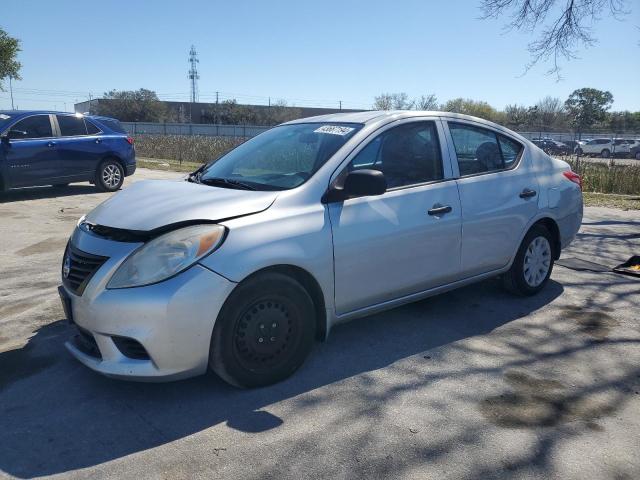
[566,158,640,195]
[582,192,640,210]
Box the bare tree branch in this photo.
[480,0,631,79]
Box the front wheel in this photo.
[601,149,611,158]
[95,159,124,192]
[503,225,555,296]
[209,272,316,388]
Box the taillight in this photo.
[563,170,582,190]
[126,136,134,145]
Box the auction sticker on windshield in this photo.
[314,125,355,135]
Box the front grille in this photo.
[72,326,102,359]
[112,336,150,360]
[62,244,108,295]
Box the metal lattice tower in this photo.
[188,45,200,104]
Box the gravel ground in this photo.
[0,169,639,480]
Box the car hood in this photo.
[85,179,278,231]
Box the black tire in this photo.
[502,225,555,296]
[95,159,124,192]
[209,272,316,388]
[601,149,610,159]
[575,148,583,155]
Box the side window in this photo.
[57,115,88,136]
[449,122,522,176]
[9,115,53,139]
[349,122,443,189]
[85,119,101,135]
[498,135,523,167]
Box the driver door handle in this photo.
[519,188,537,199]
[428,204,452,216]
[47,141,56,148]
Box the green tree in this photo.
[607,111,639,134]
[0,28,21,91]
[503,104,530,129]
[95,89,168,122]
[441,98,499,121]
[564,88,614,135]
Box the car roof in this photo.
[0,110,115,121]
[283,110,528,142]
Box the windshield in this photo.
[0,113,14,132]
[198,122,362,190]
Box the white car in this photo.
[575,138,631,157]
[60,111,584,387]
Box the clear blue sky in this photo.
[2,0,639,112]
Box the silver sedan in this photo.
[59,111,583,387]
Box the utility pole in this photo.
[88,92,93,114]
[339,100,342,111]
[188,45,200,122]
[9,76,15,110]
[215,91,219,124]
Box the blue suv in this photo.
[0,111,136,192]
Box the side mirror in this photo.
[7,129,27,140]
[324,169,387,202]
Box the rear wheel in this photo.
[209,272,316,388]
[503,225,555,296]
[601,149,610,158]
[95,159,124,192]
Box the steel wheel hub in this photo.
[523,236,551,287]
[235,300,294,368]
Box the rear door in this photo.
[328,119,462,315]
[54,114,106,180]
[2,114,59,187]
[443,120,539,277]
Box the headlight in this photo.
[107,224,226,289]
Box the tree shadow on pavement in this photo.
[0,279,566,478]
[1,276,639,479]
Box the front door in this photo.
[328,120,462,315]
[2,114,59,187]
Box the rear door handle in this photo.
[95,139,102,144]
[428,204,452,216]
[47,141,56,147]
[519,188,537,199]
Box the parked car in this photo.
[630,142,640,160]
[562,140,582,152]
[574,138,630,158]
[531,138,571,155]
[60,111,583,387]
[0,111,135,192]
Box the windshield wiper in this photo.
[187,165,207,183]
[199,177,256,190]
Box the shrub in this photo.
[134,135,246,164]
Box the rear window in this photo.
[97,118,127,134]
[85,119,101,135]
[57,115,88,136]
